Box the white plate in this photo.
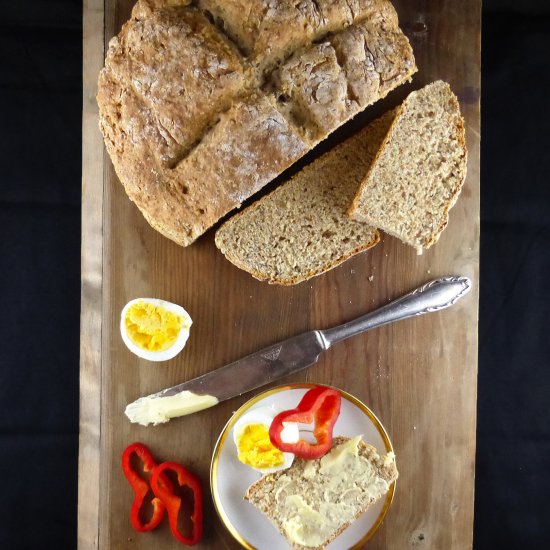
[210,384,396,549]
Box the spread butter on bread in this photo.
[245,436,398,550]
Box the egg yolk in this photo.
[236,423,284,469]
[125,302,183,351]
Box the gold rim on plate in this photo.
[210,383,396,549]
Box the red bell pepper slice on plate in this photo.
[269,386,341,460]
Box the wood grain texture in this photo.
[80,0,480,548]
[79,0,105,548]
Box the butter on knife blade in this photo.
[125,391,219,426]
[124,277,472,427]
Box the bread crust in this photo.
[97,0,416,246]
[217,233,381,286]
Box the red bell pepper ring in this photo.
[269,386,341,460]
[150,461,203,546]
[121,442,173,532]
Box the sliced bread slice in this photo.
[348,80,467,253]
[244,436,398,550]
[214,112,397,285]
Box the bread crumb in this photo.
[427,269,431,274]
[368,275,374,282]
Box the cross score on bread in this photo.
[97,0,416,246]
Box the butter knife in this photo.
[125,276,471,426]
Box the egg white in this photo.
[232,406,299,474]
[120,298,192,362]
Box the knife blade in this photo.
[125,276,471,425]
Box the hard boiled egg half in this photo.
[120,298,192,362]
[233,406,299,474]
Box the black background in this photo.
[0,0,549,548]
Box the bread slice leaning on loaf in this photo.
[215,111,400,285]
[348,81,467,253]
[97,0,416,246]
[245,436,398,550]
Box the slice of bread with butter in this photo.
[245,436,398,550]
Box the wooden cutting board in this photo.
[80,1,480,548]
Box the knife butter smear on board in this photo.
[125,391,218,426]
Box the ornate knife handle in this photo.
[319,276,472,348]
